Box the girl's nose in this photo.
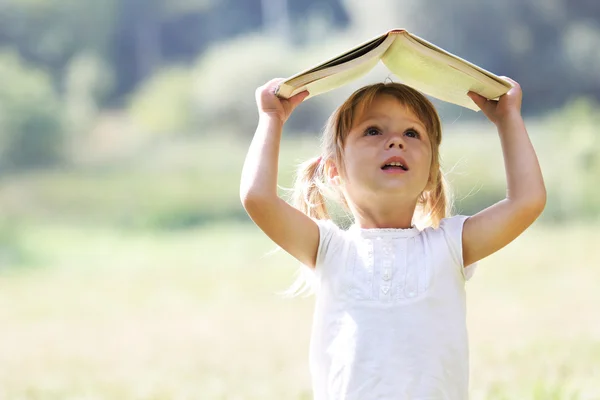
[387,135,404,149]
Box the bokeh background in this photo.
[0,0,599,399]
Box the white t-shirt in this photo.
[308,215,476,400]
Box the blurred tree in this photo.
[0,0,117,81]
[2,0,600,115]
[544,97,600,219]
[261,0,291,40]
[0,0,349,104]
[0,52,65,170]
[191,32,346,135]
[64,52,114,135]
[128,67,193,135]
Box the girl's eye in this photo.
[364,127,382,136]
[405,129,421,139]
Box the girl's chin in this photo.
[373,182,414,194]
[348,176,423,194]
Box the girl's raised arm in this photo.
[462,78,547,267]
[240,79,320,268]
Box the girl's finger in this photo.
[288,90,309,108]
[500,76,519,88]
[467,91,489,110]
[264,78,285,94]
[468,91,498,121]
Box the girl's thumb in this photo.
[467,91,495,117]
[289,90,310,109]
[467,91,486,109]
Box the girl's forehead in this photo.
[353,95,424,128]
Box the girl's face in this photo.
[337,94,433,206]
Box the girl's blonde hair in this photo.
[294,82,450,228]
[281,82,452,298]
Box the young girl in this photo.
[240,78,546,399]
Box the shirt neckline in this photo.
[347,224,421,238]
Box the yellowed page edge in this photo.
[277,33,397,98]
[291,57,382,100]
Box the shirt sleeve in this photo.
[313,218,346,276]
[439,215,477,281]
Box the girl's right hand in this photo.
[255,78,309,123]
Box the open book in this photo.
[275,29,512,111]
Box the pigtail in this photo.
[415,167,453,228]
[278,155,335,299]
[292,156,330,220]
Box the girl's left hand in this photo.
[468,77,522,125]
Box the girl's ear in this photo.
[325,160,342,185]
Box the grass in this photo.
[0,114,597,398]
[0,221,599,399]
[0,134,319,229]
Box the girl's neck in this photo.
[350,197,417,229]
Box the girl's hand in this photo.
[255,78,309,123]
[468,77,522,125]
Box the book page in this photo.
[405,34,511,88]
[277,34,396,98]
[285,56,381,99]
[382,33,510,110]
[315,35,388,71]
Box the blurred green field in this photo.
[0,107,598,399]
[1,220,599,399]
[0,116,589,229]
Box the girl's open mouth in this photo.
[381,162,408,171]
